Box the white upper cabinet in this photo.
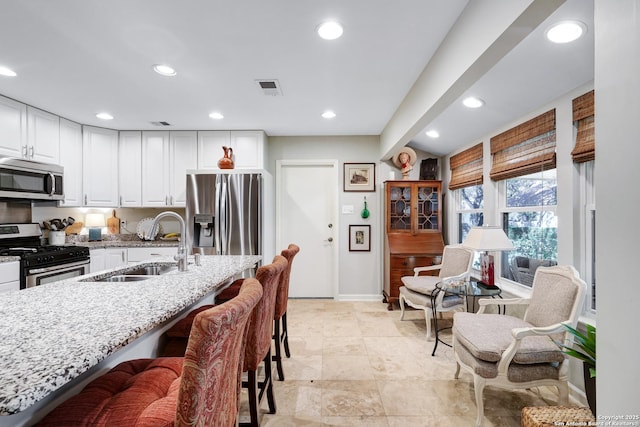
[197,130,265,169]
[58,119,83,206]
[119,131,142,207]
[142,131,170,207]
[27,107,60,164]
[142,131,197,207]
[231,131,265,169]
[169,131,197,205]
[82,126,119,206]
[197,130,229,169]
[0,100,61,164]
[0,95,27,158]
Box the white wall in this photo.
[594,0,639,416]
[267,135,382,299]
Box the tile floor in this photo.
[239,299,570,426]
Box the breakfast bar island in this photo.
[0,254,261,427]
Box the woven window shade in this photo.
[449,143,483,190]
[490,109,556,181]
[571,90,595,163]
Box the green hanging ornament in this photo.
[361,197,370,219]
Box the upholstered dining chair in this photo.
[240,255,287,426]
[37,278,263,427]
[164,244,300,384]
[452,265,586,427]
[159,256,287,426]
[398,244,474,340]
[272,244,300,381]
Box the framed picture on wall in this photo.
[349,225,371,252]
[344,163,375,192]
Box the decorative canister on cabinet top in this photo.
[217,146,235,169]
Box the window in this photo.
[500,170,558,287]
[581,161,596,311]
[457,185,484,268]
[572,90,596,312]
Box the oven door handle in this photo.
[27,259,90,274]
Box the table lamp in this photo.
[462,225,515,287]
[85,213,105,241]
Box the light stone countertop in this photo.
[0,254,261,416]
[0,256,20,263]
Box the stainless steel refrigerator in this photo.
[186,171,273,261]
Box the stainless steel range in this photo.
[0,223,90,289]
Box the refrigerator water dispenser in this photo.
[194,214,214,248]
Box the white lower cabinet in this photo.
[90,248,128,273]
[0,262,20,293]
[127,247,177,263]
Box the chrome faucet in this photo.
[150,211,188,272]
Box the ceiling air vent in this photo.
[256,79,283,96]
[150,121,171,126]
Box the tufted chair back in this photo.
[274,244,300,320]
[243,255,288,371]
[175,278,263,427]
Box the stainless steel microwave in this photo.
[0,156,64,200]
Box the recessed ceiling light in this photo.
[322,110,336,119]
[153,64,177,76]
[317,22,343,40]
[0,66,17,77]
[546,20,586,44]
[426,130,440,138]
[209,112,224,120]
[96,112,114,120]
[462,97,485,108]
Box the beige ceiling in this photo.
[0,0,592,159]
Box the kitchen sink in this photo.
[83,262,179,283]
[125,264,178,276]
[98,275,152,282]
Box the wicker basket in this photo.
[522,406,595,427]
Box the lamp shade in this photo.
[462,226,514,251]
[85,213,106,228]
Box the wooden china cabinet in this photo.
[383,180,445,310]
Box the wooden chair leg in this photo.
[264,349,276,414]
[282,312,291,358]
[273,318,285,381]
[245,370,260,427]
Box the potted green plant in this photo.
[558,324,596,414]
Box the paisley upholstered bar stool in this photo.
[37,279,263,427]
[162,244,301,385]
[160,255,288,426]
[272,244,300,380]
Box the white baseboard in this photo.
[568,382,589,407]
[336,294,383,302]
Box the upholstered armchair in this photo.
[452,265,587,427]
[399,245,474,340]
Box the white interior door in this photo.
[276,160,338,298]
